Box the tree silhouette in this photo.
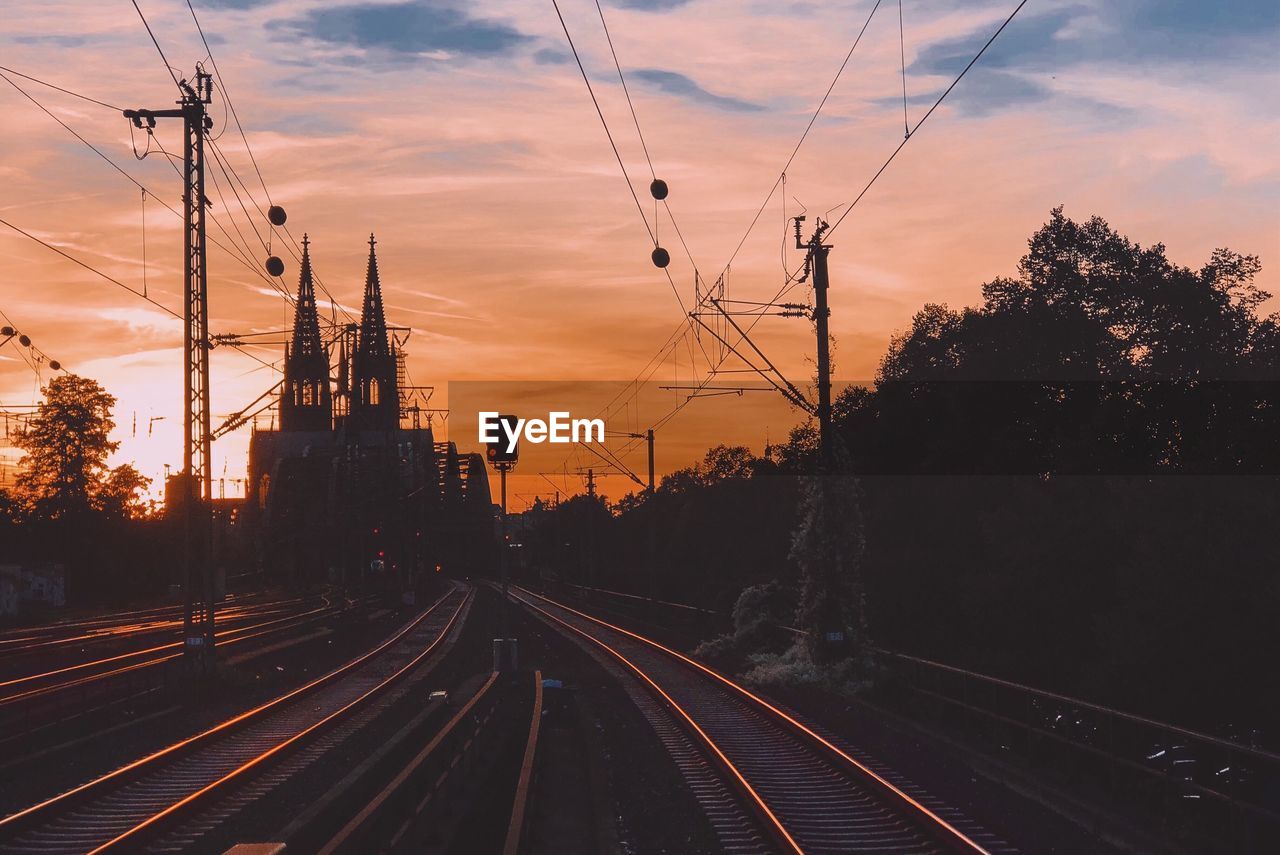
[14,374,150,520]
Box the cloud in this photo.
[606,0,696,9]
[533,48,571,66]
[14,35,87,47]
[911,1,1279,83]
[197,0,274,8]
[630,69,763,112]
[273,1,530,62]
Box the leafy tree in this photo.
[14,374,150,520]
[791,441,867,664]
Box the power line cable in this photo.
[716,0,884,282]
[591,0,699,278]
[550,0,654,245]
[549,0,711,376]
[0,65,121,111]
[898,0,910,137]
[653,0,1036,445]
[186,0,274,206]
[131,0,183,91]
[823,0,1031,241]
[0,70,294,300]
[0,215,181,319]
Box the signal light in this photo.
[484,414,520,466]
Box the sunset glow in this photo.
[2,0,1276,506]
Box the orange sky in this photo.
[1,0,1277,508]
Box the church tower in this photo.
[280,234,332,431]
[349,234,400,431]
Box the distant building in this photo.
[0,575,17,617]
[0,563,67,615]
[243,235,492,590]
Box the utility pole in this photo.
[126,69,216,665]
[795,215,834,468]
[608,429,656,492]
[646,429,655,492]
[484,415,519,672]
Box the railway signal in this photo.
[486,413,519,671]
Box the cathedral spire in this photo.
[290,234,323,359]
[358,232,389,358]
[349,232,399,431]
[280,233,332,431]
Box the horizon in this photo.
[2,0,1276,508]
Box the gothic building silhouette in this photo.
[245,235,491,589]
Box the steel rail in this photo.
[0,587,464,844]
[513,585,988,854]
[0,596,339,704]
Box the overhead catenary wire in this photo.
[636,0,1036,455]
[549,0,713,376]
[898,0,910,137]
[127,0,319,318]
[130,0,183,91]
[186,0,273,207]
[544,0,888,488]
[823,0,1031,241]
[716,0,884,283]
[550,0,655,246]
[591,0,698,276]
[165,0,355,322]
[0,215,181,320]
[0,66,121,111]
[0,307,60,377]
[148,132,296,303]
[0,68,301,303]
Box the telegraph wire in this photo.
[638,0,1036,453]
[550,0,654,245]
[897,0,910,137]
[549,0,712,378]
[186,0,273,206]
[0,66,121,111]
[591,0,700,279]
[823,0,1031,240]
[0,69,297,301]
[0,215,181,320]
[716,0,884,283]
[131,0,183,91]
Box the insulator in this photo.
[268,205,287,226]
[650,178,668,200]
[265,256,285,277]
[18,335,31,347]
[651,247,671,268]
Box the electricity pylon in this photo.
[125,69,216,664]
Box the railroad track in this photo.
[0,583,471,854]
[0,594,337,701]
[0,591,285,659]
[512,586,1011,855]
[0,594,363,753]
